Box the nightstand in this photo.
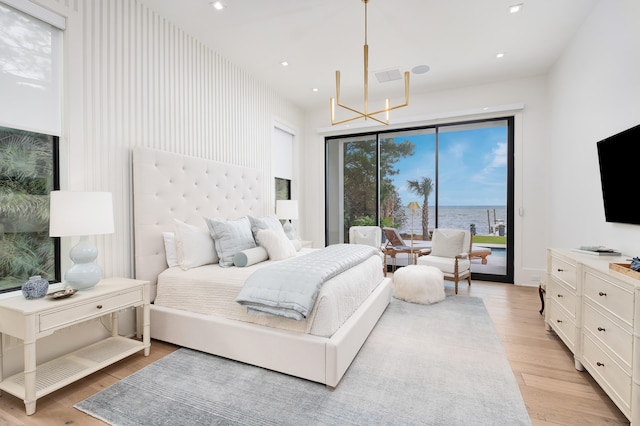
[0,277,150,415]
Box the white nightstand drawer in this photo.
[550,255,577,290]
[583,303,632,368]
[584,270,633,326]
[39,289,143,332]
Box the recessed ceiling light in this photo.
[411,65,430,75]
[280,61,289,67]
[496,52,505,59]
[210,1,224,11]
[509,3,523,14]
[312,88,318,92]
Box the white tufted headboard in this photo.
[132,147,266,294]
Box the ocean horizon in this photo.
[398,205,506,236]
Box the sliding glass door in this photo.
[326,117,513,283]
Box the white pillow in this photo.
[430,229,465,258]
[162,231,179,268]
[174,219,218,270]
[233,246,269,267]
[204,216,257,267]
[257,228,296,261]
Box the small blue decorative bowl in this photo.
[22,275,49,299]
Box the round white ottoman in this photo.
[393,265,445,304]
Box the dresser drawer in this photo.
[583,303,632,368]
[39,289,143,332]
[583,270,633,326]
[547,278,577,318]
[583,333,631,412]
[548,301,577,351]
[550,255,577,290]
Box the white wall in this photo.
[303,76,551,286]
[302,0,640,285]
[548,0,640,255]
[2,0,304,376]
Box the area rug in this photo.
[75,296,531,425]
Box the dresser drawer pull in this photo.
[596,362,605,367]
[597,327,606,332]
[556,319,563,323]
[96,305,103,309]
[557,268,564,272]
[556,294,564,298]
[598,292,607,297]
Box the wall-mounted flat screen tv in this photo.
[597,123,640,225]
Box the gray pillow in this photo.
[204,216,256,267]
[248,214,283,245]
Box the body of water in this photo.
[399,205,506,236]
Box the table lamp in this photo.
[407,201,421,251]
[49,191,115,290]
[276,200,298,239]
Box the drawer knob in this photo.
[557,294,563,298]
[597,327,606,332]
[556,319,563,323]
[557,268,564,272]
[96,305,103,309]
[596,362,605,367]
[598,292,607,297]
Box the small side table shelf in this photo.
[0,277,150,415]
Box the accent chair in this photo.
[416,228,471,294]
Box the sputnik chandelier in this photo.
[331,0,410,126]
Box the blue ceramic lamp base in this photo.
[65,235,103,290]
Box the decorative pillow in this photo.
[248,214,283,245]
[430,230,465,258]
[257,228,296,261]
[204,216,257,267]
[162,231,179,268]
[173,220,218,270]
[233,246,269,267]
[291,238,303,252]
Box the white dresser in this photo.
[546,248,640,424]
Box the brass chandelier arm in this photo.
[331,70,410,126]
[330,0,411,126]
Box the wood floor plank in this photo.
[0,280,630,425]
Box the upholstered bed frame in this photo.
[131,147,392,387]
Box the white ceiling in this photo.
[141,0,599,112]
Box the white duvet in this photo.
[153,248,384,337]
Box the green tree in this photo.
[0,127,55,290]
[407,177,434,240]
[342,137,414,234]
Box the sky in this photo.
[392,125,508,207]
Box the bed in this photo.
[131,147,392,388]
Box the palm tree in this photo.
[406,177,434,240]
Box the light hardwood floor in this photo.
[0,280,630,425]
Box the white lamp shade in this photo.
[276,200,299,220]
[49,191,115,237]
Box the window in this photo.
[326,117,514,283]
[0,127,59,292]
[275,177,291,201]
[0,1,64,292]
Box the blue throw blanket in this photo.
[235,244,379,320]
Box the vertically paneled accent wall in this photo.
[37,0,304,280]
